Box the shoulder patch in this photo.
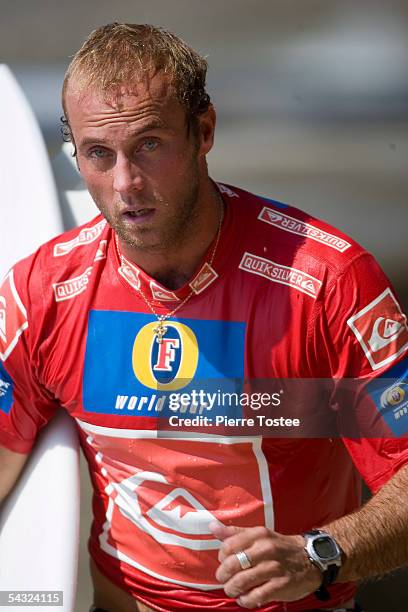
[0,270,28,361]
[347,288,408,371]
[258,207,351,253]
[53,219,106,256]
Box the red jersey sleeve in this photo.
[0,256,58,453]
[316,252,408,491]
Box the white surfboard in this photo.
[0,65,80,612]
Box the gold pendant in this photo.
[153,318,168,344]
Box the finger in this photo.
[209,522,244,541]
[219,561,280,599]
[236,577,289,609]
[217,526,272,562]
[216,539,276,583]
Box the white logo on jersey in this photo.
[150,281,179,302]
[190,263,218,294]
[0,296,6,344]
[216,183,239,198]
[110,471,221,549]
[301,279,317,294]
[53,220,106,256]
[148,489,218,536]
[94,240,108,262]
[258,207,352,253]
[53,267,93,302]
[239,252,322,298]
[118,260,141,291]
[76,421,274,590]
[368,317,404,352]
[347,288,408,370]
[0,271,28,362]
[0,377,11,397]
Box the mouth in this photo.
[122,208,155,223]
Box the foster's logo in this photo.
[132,321,199,391]
[83,312,245,415]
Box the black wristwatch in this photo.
[303,529,342,601]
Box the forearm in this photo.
[324,463,408,582]
[0,446,28,502]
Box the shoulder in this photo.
[9,215,108,287]
[219,182,370,280]
[2,215,110,316]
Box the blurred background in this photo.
[1,1,407,610]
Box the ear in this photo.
[197,104,216,156]
[69,139,81,172]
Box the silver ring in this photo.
[235,550,252,570]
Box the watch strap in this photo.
[323,562,340,586]
[314,583,331,602]
[314,562,340,600]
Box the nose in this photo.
[112,154,143,195]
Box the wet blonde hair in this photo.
[61,22,211,145]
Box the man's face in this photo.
[65,74,214,251]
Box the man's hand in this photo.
[210,523,321,609]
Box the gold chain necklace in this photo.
[115,198,223,344]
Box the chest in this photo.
[37,267,314,422]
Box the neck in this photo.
[117,181,223,290]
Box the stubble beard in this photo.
[95,164,201,254]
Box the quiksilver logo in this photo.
[53,267,93,302]
[54,220,106,256]
[239,252,322,298]
[150,281,179,302]
[258,207,351,253]
[368,318,404,352]
[347,288,408,371]
[190,263,218,294]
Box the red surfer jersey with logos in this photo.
[1,183,408,611]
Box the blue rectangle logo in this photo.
[367,358,408,436]
[83,311,246,418]
[0,362,14,414]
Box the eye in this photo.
[141,138,159,152]
[89,147,110,159]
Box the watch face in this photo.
[313,536,337,560]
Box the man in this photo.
[1,22,408,612]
